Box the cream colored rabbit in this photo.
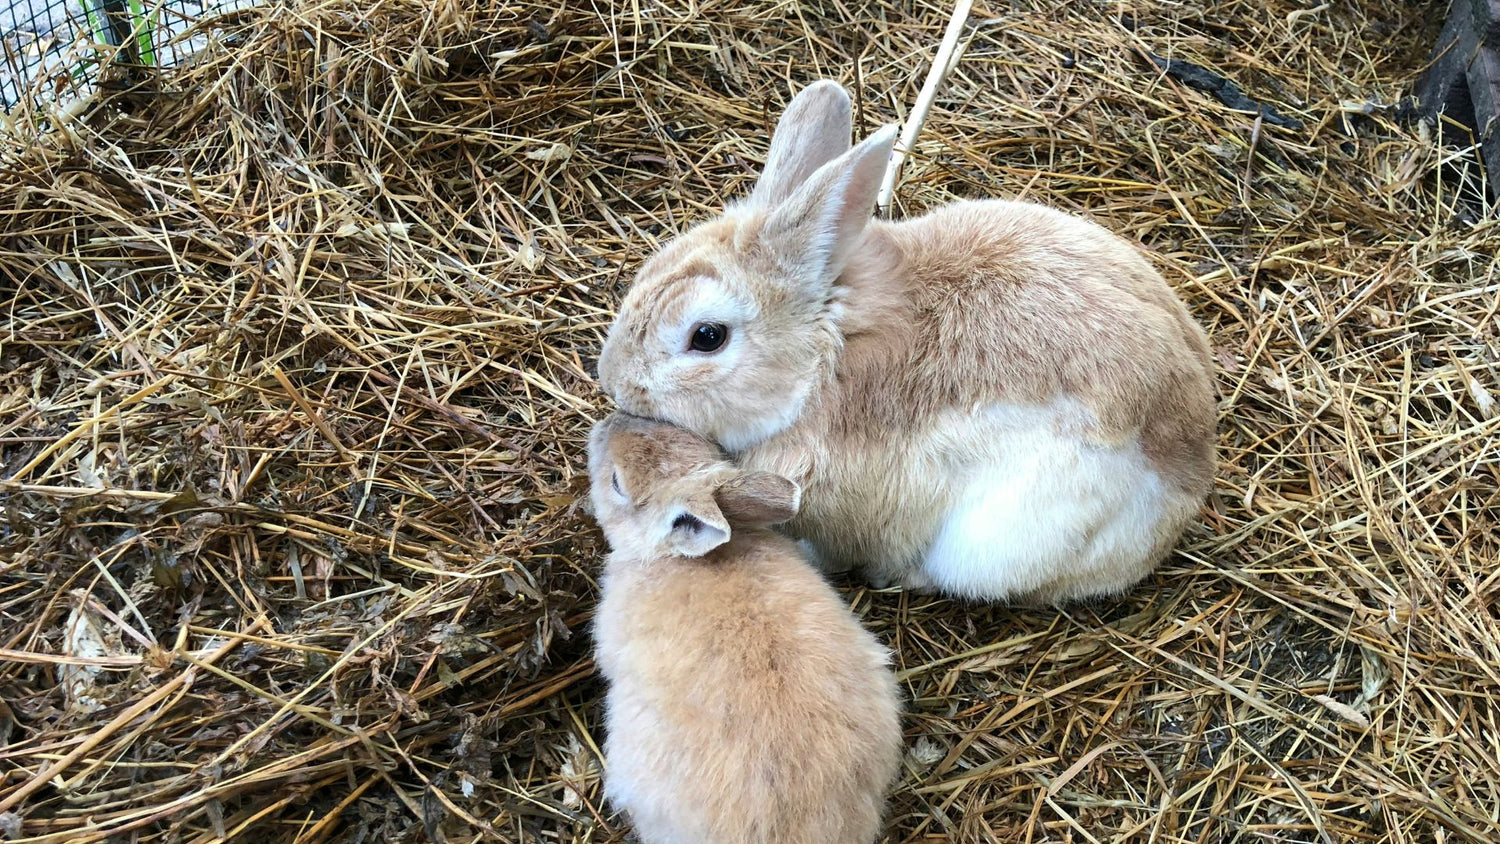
[596,79,1216,604]
[588,412,903,844]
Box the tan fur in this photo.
[588,413,903,844]
[597,81,1216,604]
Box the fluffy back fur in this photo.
[588,413,904,844]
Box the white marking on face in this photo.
[644,281,758,394]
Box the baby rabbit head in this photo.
[587,412,801,559]
[596,81,898,453]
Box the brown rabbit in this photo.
[588,412,902,844]
[596,80,1216,604]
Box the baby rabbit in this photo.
[596,79,1216,604]
[588,412,902,844]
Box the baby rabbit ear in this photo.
[665,490,732,557]
[763,123,898,283]
[715,471,801,527]
[749,80,853,208]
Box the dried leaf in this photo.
[60,601,110,711]
[524,142,572,163]
[1467,376,1497,419]
[515,241,543,271]
[1361,647,1390,704]
[1311,694,1371,729]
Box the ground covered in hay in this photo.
[1,0,1497,841]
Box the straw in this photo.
[1,0,1497,841]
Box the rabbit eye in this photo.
[688,322,729,353]
[611,471,625,497]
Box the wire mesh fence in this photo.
[1,0,257,111]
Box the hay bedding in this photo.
[0,0,1496,841]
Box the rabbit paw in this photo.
[864,566,937,594]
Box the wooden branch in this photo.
[877,0,973,215]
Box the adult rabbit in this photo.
[597,80,1215,603]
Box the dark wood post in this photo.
[1417,0,1500,200]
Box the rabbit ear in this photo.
[749,80,853,208]
[763,123,898,282]
[664,490,732,557]
[715,471,800,527]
